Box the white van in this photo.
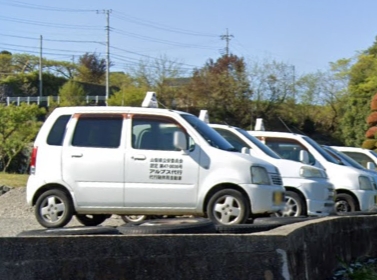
[26,93,285,228]
[249,131,377,213]
[331,146,377,171]
[209,124,335,217]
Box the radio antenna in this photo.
[278,117,293,133]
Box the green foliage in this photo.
[182,54,252,127]
[108,86,148,106]
[0,104,45,172]
[362,139,377,150]
[340,50,377,146]
[58,80,86,106]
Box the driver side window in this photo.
[132,115,194,151]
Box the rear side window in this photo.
[72,114,123,148]
[47,115,71,146]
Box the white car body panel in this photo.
[249,131,377,212]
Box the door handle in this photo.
[132,155,146,160]
[71,153,83,158]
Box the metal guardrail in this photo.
[4,96,106,106]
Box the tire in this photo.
[117,218,217,234]
[120,215,149,223]
[35,189,74,228]
[206,189,249,225]
[17,226,120,237]
[75,214,109,226]
[275,191,306,217]
[215,223,284,234]
[335,193,356,213]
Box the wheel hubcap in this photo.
[335,200,350,213]
[40,196,65,223]
[276,196,300,217]
[213,195,242,224]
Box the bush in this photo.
[362,139,377,150]
[367,112,377,126]
[365,126,377,139]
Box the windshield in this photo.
[302,136,339,164]
[235,128,281,159]
[323,146,365,169]
[369,150,377,159]
[180,114,237,151]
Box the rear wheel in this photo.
[35,189,74,228]
[120,215,148,223]
[75,214,108,226]
[335,193,356,213]
[206,189,249,225]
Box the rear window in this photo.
[47,115,71,146]
[72,114,123,148]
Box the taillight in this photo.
[30,147,38,174]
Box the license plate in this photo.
[274,192,283,204]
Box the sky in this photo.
[1,0,377,77]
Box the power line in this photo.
[112,11,218,37]
[0,1,97,12]
[0,15,102,30]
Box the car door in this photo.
[124,114,200,209]
[62,113,125,208]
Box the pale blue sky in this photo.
[1,0,377,76]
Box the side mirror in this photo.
[173,131,187,151]
[299,150,309,164]
[367,161,376,170]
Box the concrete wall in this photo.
[1,215,377,280]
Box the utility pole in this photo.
[39,35,43,97]
[220,28,234,57]
[97,9,112,105]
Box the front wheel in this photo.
[275,191,306,217]
[35,189,74,228]
[335,193,356,213]
[75,214,109,226]
[206,189,249,225]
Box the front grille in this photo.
[271,174,283,185]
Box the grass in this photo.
[0,172,29,187]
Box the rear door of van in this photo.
[62,113,125,208]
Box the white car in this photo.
[209,124,335,217]
[249,131,377,213]
[331,146,377,171]
[26,92,285,228]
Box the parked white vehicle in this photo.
[331,146,377,171]
[249,131,377,213]
[26,92,285,228]
[208,124,335,217]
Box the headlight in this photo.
[359,176,374,190]
[299,166,325,178]
[251,166,271,185]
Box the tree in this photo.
[0,51,13,78]
[245,59,296,131]
[182,54,252,127]
[362,93,377,150]
[76,52,106,84]
[130,55,187,108]
[108,85,149,106]
[339,38,377,146]
[0,104,44,172]
[59,80,86,106]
